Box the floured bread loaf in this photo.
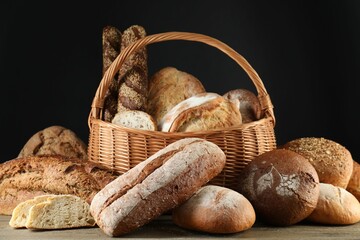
[111,110,157,131]
[159,92,242,132]
[10,195,95,229]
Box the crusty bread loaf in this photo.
[0,155,118,215]
[237,149,319,226]
[9,195,55,228]
[347,160,360,201]
[147,67,206,124]
[282,137,353,188]
[18,125,88,160]
[117,25,148,112]
[223,88,262,123]
[102,26,122,122]
[159,92,242,132]
[172,185,255,234]
[90,138,226,237]
[307,183,360,225]
[111,110,157,131]
[25,195,95,229]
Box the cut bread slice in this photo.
[111,110,157,131]
[9,195,56,228]
[9,194,95,229]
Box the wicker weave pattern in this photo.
[88,32,276,190]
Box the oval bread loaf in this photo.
[90,138,226,237]
[172,185,256,234]
[307,183,360,225]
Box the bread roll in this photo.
[282,137,353,188]
[147,67,206,124]
[18,125,88,159]
[307,183,360,225]
[223,88,262,123]
[90,138,226,236]
[111,110,157,131]
[347,160,360,201]
[172,185,255,234]
[159,92,242,132]
[0,155,118,215]
[237,149,319,226]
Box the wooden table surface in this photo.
[1,215,360,240]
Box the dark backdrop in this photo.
[1,0,359,162]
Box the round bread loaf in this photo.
[18,125,88,159]
[237,149,319,226]
[172,185,256,234]
[223,88,262,123]
[282,137,353,188]
[147,67,206,124]
[346,160,360,202]
[307,183,360,225]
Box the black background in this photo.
[1,0,359,163]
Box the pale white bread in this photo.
[307,183,360,225]
[159,92,242,132]
[172,185,256,234]
[111,110,157,131]
[9,195,56,228]
[24,195,95,229]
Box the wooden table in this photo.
[1,215,360,240]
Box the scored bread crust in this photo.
[90,138,226,237]
[0,155,118,215]
[160,92,242,132]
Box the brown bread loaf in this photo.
[237,149,320,226]
[0,155,118,215]
[159,92,242,132]
[102,26,122,122]
[223,88,262,123]
[172,185,256,234]
[18,125,88,160]
[282,137,353,188]
[346,160,360,201]
[90,138,226,237]
[117,25,148,112]
[307,183,360,225]
[147,67,206,124]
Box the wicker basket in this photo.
[88,32,276,190]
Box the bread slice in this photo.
[25,194,95,229]
[111,110,157,131]
[9,195,56,228]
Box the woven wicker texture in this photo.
[88,32,276,190]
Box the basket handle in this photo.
[89,31,275,127]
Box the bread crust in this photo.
[307,183,360,225]
[172,185,256,233]
[0,155,118,215]
[160,93,242,132]
[282,137,353,188]
[347,161,360,201]
[90,138,226,236]
[147,67,206,124]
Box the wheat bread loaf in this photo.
[90,138,226,236]
[172,185,255,234]
[347,160,360,201]
[111,110,157,131]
